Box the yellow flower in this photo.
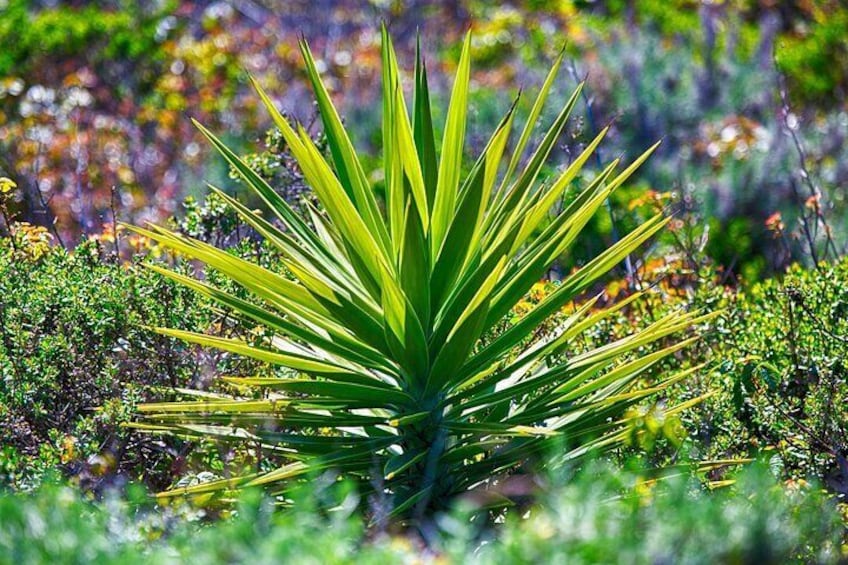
[605,279,623,300]
[512,300,533,318]
[60,435,77,464]
[12,222,53,261]
[530,281,549,302]
[634,476,657,506]
[0,176,17,194]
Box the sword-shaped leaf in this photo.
[132,30,710,519]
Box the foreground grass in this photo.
[0,462,843,564]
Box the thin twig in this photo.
[774,52,839,265]
[785,287,848,344]
[110,185,120,258]
[31,142,67,248]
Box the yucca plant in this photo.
[129,28,711,520]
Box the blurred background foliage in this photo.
[0,0,846,277]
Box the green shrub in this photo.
[607,258,848,492]
[560,256,848,495]
[703,260,848,489]
[0,140,312,490]
[0,236,213,490]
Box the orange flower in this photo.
[804,194,820,210]
[764,212,784,235]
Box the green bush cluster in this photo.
[697,260,848,488]
[0,237,211,489]
[774,4,848,106]
[0,184,845,559]
[572,257,848,494]
[0,0,171,79]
